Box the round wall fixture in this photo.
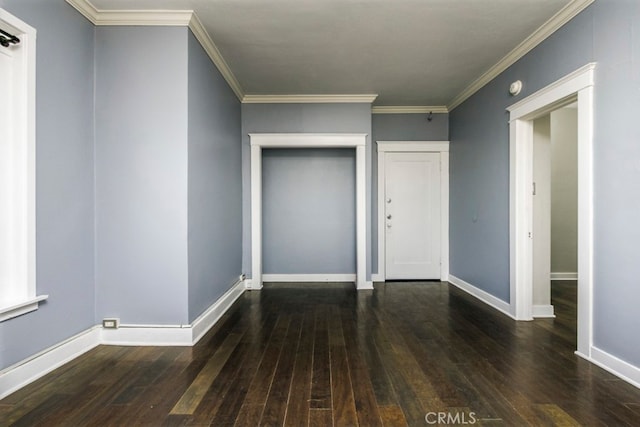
[509,80,523,96]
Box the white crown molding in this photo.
[242,94,378,104]
[188,14,244,100]
[448,0,595,111]
[65,0,245,100]
[65,0,593,113]
[65,0,192,25]
[371,106,448,114]
[65,0,100,23]
[92,9,193,26]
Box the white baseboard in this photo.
[100,277,246,346]
[262,274,356,282]
[100,324,193,346]
[358,281,374,290]
[0,277,246,399]
[370,273,450,283]
[579,346,640,389]
[244,278,262,290]
[0,326,101,400]
[532,304,555,318]
[190,277,245,344]
[551,272,578,280]
[448,275,515,319]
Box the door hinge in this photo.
[532,182,536,195]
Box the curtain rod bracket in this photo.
[0,28,20,48]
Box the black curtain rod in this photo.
[0,28,20,48]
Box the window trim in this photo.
[0,9,46,322]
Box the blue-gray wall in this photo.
[4,0,640,384]
[94,27,190,325]
[450,0,640,367]
[0,0,95,370]
[241,104,372,278]
[371,113,449,273]
[450,9,593,301]
[591,0,640,367]
[0,8,245,371]
[187,32,242,322]
[262,148,356,274]
[372,113,449,142]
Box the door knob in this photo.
[387,214,392,219]
[387,198,392,203]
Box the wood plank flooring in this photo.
[2,281,640,426]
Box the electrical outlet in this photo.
[102,318,119,329]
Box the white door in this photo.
[384,152,441,279]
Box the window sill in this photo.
[0,295,48,322]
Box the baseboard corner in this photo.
[190,277,246,344]
[357,281,374,290]
[0,277,247,399]
[589,346,640,389]
[532,304,555,318]
[448,274,515,319]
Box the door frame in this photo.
[507,63,595,358]
[375,141,449,282]
[249,133,370,291]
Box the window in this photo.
[0,9,45,322]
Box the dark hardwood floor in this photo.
[2,281,640,426]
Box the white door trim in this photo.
[507,63,595,357]
[249,133,370,290]
[376,141,449,282]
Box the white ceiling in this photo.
[89,0,575,107]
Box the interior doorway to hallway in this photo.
[532,105,578,319]
[507,63,595,358]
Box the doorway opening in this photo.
[249,133,369,291]
[507,63,595,358]
[532,105,578,320]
